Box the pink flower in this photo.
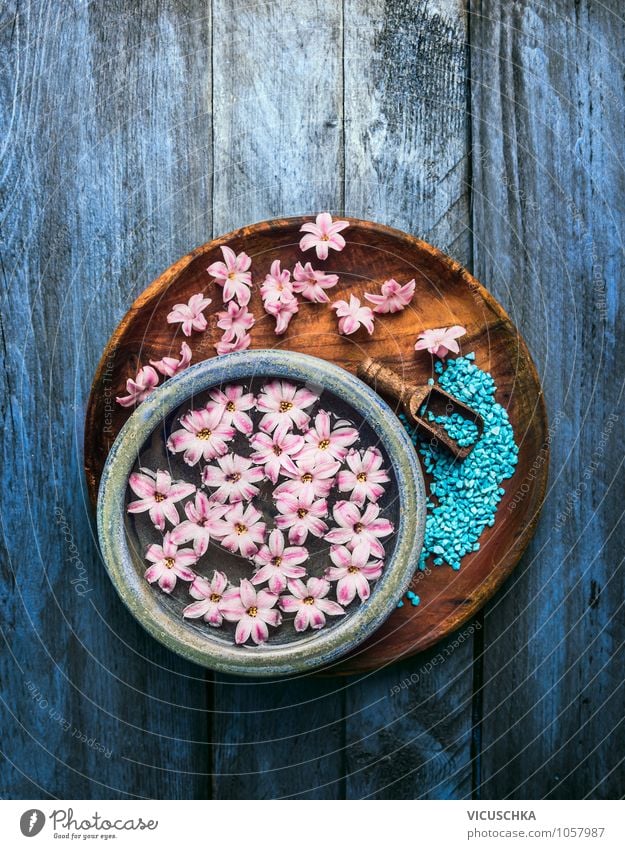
[297,410,358,463]
[127,468,195,531]
[364,278,416,314]
[336,447,390,506]
[220,578,281,645]
[167,293,212,336]
[260,259,293,306]
[299,212,349,260]
[215,332,251,355]
[332,295,375,335]
[167,407,235,465]
[201,453,264,503]
[205,384,255,435]
[220,503,266,558]
[207,246,252,305]
[274,456,340,499]
[279,577,344,632]
[274,489,328,545]
[216,301,255,342]
[116,365,159,407]
[150,341,192,378]
[144,532,197,593]
[268,296,299,335]
[256,379,318,433]
[324,501,394,559]
[183,571,229,626]
[249,428,304,484]
[325,545,383,605]
[169,491,229,556]
[414,325,466,357]
[251,529,308,593]
[292,262,339,303]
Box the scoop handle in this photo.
[357,357,426,408]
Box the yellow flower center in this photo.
[226,401,236,412]
[272,556,283,566]
[348,566,359,574]
[164,558,175,569]
[297,508,308,518]
[235,523,247,535]
[357,472,367,482]
[280,400,293,412]
[226,473,241,483]
[318,439,330,450]
[248,606,258,617]
[197,428,212,440]
[321,234,329,241]
[154,492,166,503]
[210,593,221,603]
[354,522,364,533]
[301,473,313,483]
[273,445,282,455]
[303,596,315,605]
[228,271,237,279]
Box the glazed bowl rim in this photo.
[97,349,426,676]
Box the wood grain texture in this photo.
[0,0,213,798]
[470,0,625,799]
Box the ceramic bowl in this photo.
[97,349,426,676]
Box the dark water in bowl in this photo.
[124,375,400,647]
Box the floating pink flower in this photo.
[220,579,281,644]
[336,447,390,506]
[274,489,328,545]
[274,456,340,499]
[167,407,235,465]
[220,503,266,557]
[297,410,358,463]
[299,213,349,260]
[325,545,383,605]
[292,261,339,303]
[332,295,375,335]
[260,259,293,305]
[207,246,252,305]
[167,293,212,336]
[256,379,318,433]
[249,428,304,484]
[150,341,192,378]
[205,384,255,435]
[169,491,229,556]
[144,532,197,593]
[216,301,255,342]
[116,365,159,407]
[183,571,229,625]
[215,332,252,356]
[279,577,345,632]
[201,453,264,503]
[127,469,195,531]
[251,529,308,593]
[364,278,416,314]
[324,501,394,559]
[414,325,466,357]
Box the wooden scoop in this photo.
[357,357,484,459]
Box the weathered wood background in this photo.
[1,0,623,799]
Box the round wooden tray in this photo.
[85,217,548,675]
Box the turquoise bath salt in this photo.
[396,353,518,603]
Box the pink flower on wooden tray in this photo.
[116,365,159,407]
[292,261,339,303]
[256,379,318,433]
[183,571,229,626]
[220,503,266,558]
[299,212,349,260]
[268,296,299,335]
[205,384,255,435]
[215,331,252,355]
[336,447,390,506]
[127,469,195,531]
[220,578,281,645]
[325,501,394,560]
[297,410,358,463]
[167,407,235,465]
[167,293,212,336]
[144,532,197,593]
[207,246,253,305]
[279,577,345,632]
[364,278,416,314]
[332,295,375,335]
[249,427,304,484]
[414,325,466,357]
[273,455,340,499]
[260,259,293,306]
[169,492,229,557]
[325,544,383,605]
[216,302,255,342]
[201,453,264,504]
[150,341,192,378]
[251,529,308,594]
[274,489,328,545]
